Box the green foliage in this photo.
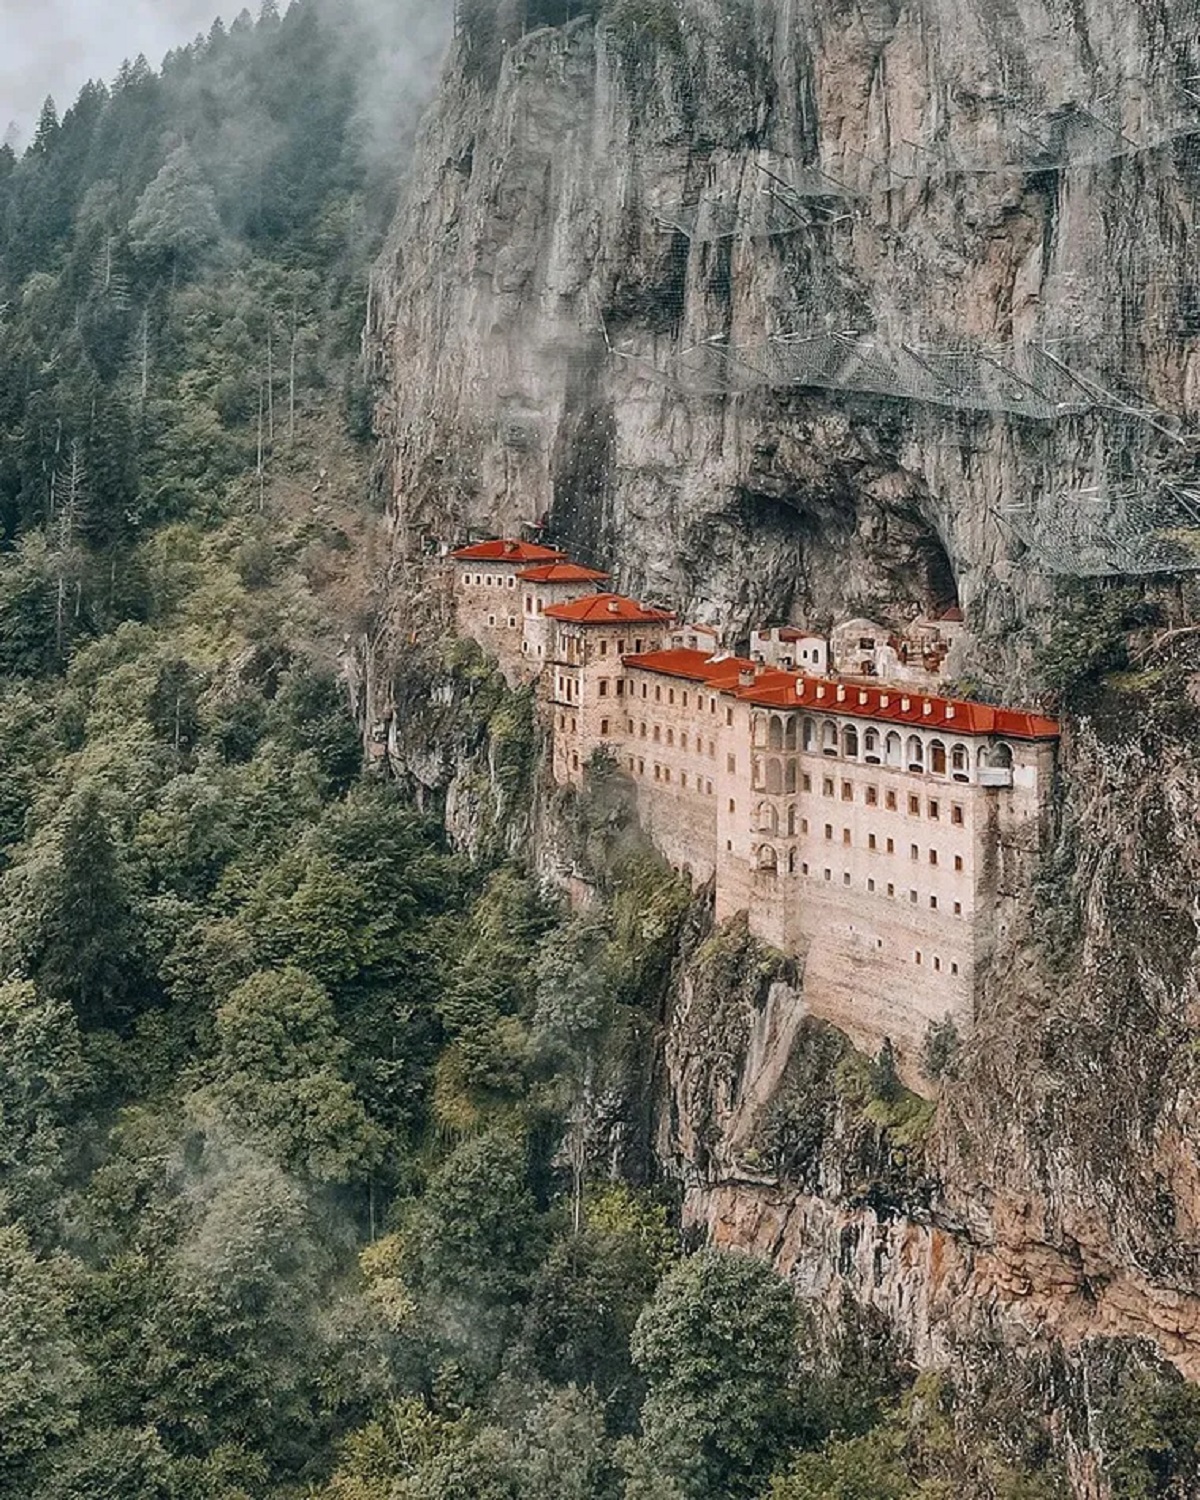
[1099,1366,1200,1497]
[919,1017,960,1083]
[0,1225,85,1489]
[205,967,381,1183]
[1034,585,1161,704]
[601,0,683,50]
[128,147,221,272]
[627,1249,799,1498]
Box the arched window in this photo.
[787,804,798,837]
[822,720,839,756]
[766,758,783,795]
[930,739,947,775]
[785,760,798,794]
[843,725,859,759]
[787,848,798,875]
[802,717,816,751]
[990,741,1013,768]
[757,845,778,874]
[667,729,675,746]
[753,755,765,791]
[752,714,768,749]
[907,735,924,771]
[784,718,798,751]
[864,728,880,763]
[951,743,970,780]
[885,732,902,767]
[758,802,779,834]
[768,717,784,751]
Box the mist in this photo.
[1,0,227,140]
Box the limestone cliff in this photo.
[369,0,1200,1483]
[371,0,1200,681]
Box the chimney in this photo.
[795,680,805,700]
[816,684,826,700]
[738,668,755,687]
[836,684,846,702]
[946,703,956,721]
[607,600,620,615]
[922,699,933,717]
[858,690,869,706]
[901,696,911,711]
[880,693,890,708]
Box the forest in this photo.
[2,3,1199,1497]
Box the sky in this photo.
[1,0,231,141]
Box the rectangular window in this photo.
[664,768,671,783]
[887,883,895,897]
[928,799,939,819]
[681,772,688,788]
[842,829,851,846]
[599,679,609,697]
[600,718,610,736]
[728,799,736,814]
[618,639,626,654]
[801,818,809,834]
[634,639,643,653]
[802,862,809,875]
[886,790,897,811]
[727,754,737,774]
[682,691,689,707]
[706,779,714,795]
[654,765,661,780]
[930,895,939,910]
[653,726,661,743]
[637,759,645,775]
[841,781,853,801]
[954,855,964,872]
[824,824,833,841]
[952,804,964,826]
[954,901,963,916]
[823,778,834,797]
[915,950,922,965]
[865,785,878,806]
[868,833,877,851]
[909,889,918,904]
[910,844,919,861]
[641,683,648,699]
[709,740,716,758]
[681,732,689,751]
[639,723,646,738]
[726,707,733,725]
[843,872,851,885]
[655,686,662,702]
[867,877,876,892]
[951,962,960,976]
[929,849,938,866]
[803,774,812,792]
[599,640,608,656]
[823,868,832,882]
[616,680,625,697]
[886,837,895,854]
[909,794,921,816]
[669,689,675,705]
[933,956,941,972]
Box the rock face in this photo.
[370,0,1200,1466]
[372,0,1200,680]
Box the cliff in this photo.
[368,0,1200,1482]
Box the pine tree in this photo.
[128,146,220,275]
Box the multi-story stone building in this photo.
[449,542,1059,1073]
[451,538,567,680]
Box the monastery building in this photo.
[450,540,1059,1072]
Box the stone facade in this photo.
[451,545,1059,1075]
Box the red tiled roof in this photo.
[624,649,755,684]
[517,562,610,583]
[623,651,1058,741]
[939,606,965,623]
[733,668,1058,740]
[452,539,567,562]
[544,593,675,625]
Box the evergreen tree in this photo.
[128,146,220,276]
